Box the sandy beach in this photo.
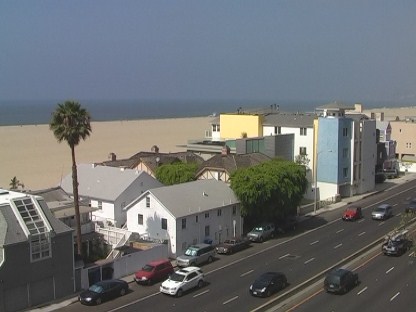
[0,116,213,191]
[2,105,416,192]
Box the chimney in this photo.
[221,145,230,156]
[370,112,375,120]
[108,152,116,161]
[380,112,384,121]
[354,103,362,113]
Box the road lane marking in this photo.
[310,240,319,245]
[336,229,344,233]
[386,267,395,274]
[240,269,254,277]
[304,257,315,265]
[223,295,239,305]
[334,243,342,249]
[279,253,290,259]
[194,289,210,297]
[357,286,368,295]
[358,219,365,223]
[390,292,400,301]
[358,231,366,236]
[379,221,385,226]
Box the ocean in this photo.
[0,99,405,126]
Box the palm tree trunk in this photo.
[71,144,83,258]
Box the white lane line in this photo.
[304,257,315,265]
[358,219,365,223]
[390,292,400,301]
[223,296,239,305]
[386,267,395,274]
[240,269,254,277]
[334,243,343,249]
[357,286,368,295]
[193,289,210,297]
[358,231,366,236]
[336,229,344,234]
[379,222,385,226]
[310,240,319,245]
[279,253,290,260]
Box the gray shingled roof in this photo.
[376,120,390,131]
[130,180,239,219]
[262,113,315,128]
[196,153,271,176]
[316,101,356,110]
[0,204,27,246]
[60,164,157,202]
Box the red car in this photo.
[134,259,174,285]
[342,206,363,221]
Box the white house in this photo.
[125,179,242,258]
[60,164,163,228]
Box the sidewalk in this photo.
[307,172,416,216]
[31,173,416,311]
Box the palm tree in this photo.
[50,100,92,258]
[9,176,24,190]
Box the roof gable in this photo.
[148,180,239,218]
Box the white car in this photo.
[160,266,205,297]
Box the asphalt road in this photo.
[57,178,416,312]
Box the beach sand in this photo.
[0,116,213,191]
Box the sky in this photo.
[1,0,416,105]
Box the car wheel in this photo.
[120,288,126,296]
[147,279,153,286]
[96,298,102,305]
[198,280,204,288]
[266,289,272,297]
[176,289,183,297]
[207,256,213,263]
[259,237,264,243]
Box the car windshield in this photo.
[252,227,264,232]
[169,272,185,282]
[326,274,341,285]
[255,275,271,287]
[184,247,197,256]
[88,284,104,293]
[223,240,231,244]
[375,207,386,212]
[142,264,154,272]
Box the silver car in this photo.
[176,243,215,267]
[372,203,393,220]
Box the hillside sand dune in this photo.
[2,106,416,191]
[0,117,212,191]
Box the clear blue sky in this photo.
[1,1,415,105]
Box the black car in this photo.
[249,272,287,297]
[382,230,413,256]
[324,268,358,294]
[79,279,129,305]
[275,216,297,234]
[405,198,416,214]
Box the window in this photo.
[205,212,209,218]
[98,201,102,210]
[274,126,281,135]
[217,209,222,216]
[161,218,167,230]
[406,142,412,148]
[232,205,237,215]
[182,218,187,229]
[300,128,307,136]
[299,147,307,155]
[13,198,51,262]
[146,196,150,208]
[343,167,348,178]
[195,215,199,223]
[343,128,349,137]
[138,214,143,225]
[343,148,348,158]
[205,225,210,237]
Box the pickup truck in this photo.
[215,237,250,254]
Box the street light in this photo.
[313,150,332,215]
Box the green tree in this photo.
[50,100,91,258]
[9,176,24,190]
[155,162,198,185]
[230,159,307,222]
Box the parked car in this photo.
[275,216,298,234]
[382,229,413,256]
[79,279,129,305]
[160,266,205,297]
[371,203,393,220]
[324,268,359,294]
[247,223,275,242]
[342,206,363,221]
[215,237,250,254]
[176,243,216,267]
[405,198,416,214]
[249,272,287,297]
[134,259,174,285]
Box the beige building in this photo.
[390,119,416,159]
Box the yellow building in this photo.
[220,113,263,140]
